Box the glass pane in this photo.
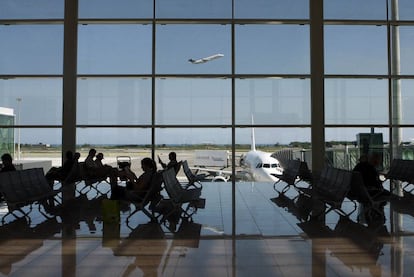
[77,78,151,125]
[0,0,64,19]
[156,24,231,74]
[237,127,311,148]
[325,79,388,125]
[155,147,191,169]
[156,128,232,235]
[236,78,310,124]
[79,0,153,19]
[325,25,387,75]
[19,128,61,146]
[0,127,61,166]
[398,79,414,125]
[0,78,62,125]
[399,128,414,158]
[325,0,386,20]
[235,0,309,19]
[398,26,414,75]
[76,128,152,174]
[156,128,231,145]
[156,0,232,19]
[78,24,152,74]
[325,127,389,170]
[236,24,309,74]
[0,121,14,157]
[77,128,151,151]
[156,78,231,125]
[0,25,63,75]
[392,0,414,21]
[235,127,310,184]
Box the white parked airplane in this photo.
[189,127,283,182]
[238,127,284,182]
[188,53,224,64]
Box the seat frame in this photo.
[298,166,356,218]
[0,168,61,223]
[181,160,204,189]
[122,171,165,229]
[161,168,204,230]
[273,159,312,194]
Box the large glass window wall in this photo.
[2,0,414,236]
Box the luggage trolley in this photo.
[117,156,131,181]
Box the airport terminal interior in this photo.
[1,0,414,276]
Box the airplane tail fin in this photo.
[251,115,256,151]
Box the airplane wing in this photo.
[190,166,232,182]
[189,166,255,182]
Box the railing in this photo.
[274,145,414,172]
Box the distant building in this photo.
[0,107,15,157]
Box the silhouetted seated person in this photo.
[84,148,98,175]
[0,153,16,201]
[111,157,157,201]
[0,153,16,173]
[95,152,105,167]
[353,153,391,200]
[158,151,180,174]
[45,150,75,187]
[62,152,82,184]
[83,148,117,186]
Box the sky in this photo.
[1,0,414,146]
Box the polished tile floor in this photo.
[1,179,414,276]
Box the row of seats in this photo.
[0,159,206,232]
[273,160,397,222]
[0,168,61,223]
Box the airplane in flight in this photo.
[188,127,284,182]
[188,53,224,64]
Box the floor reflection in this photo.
[106,222,168,276]
[0,217,61,275]
[1,181,414,276]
